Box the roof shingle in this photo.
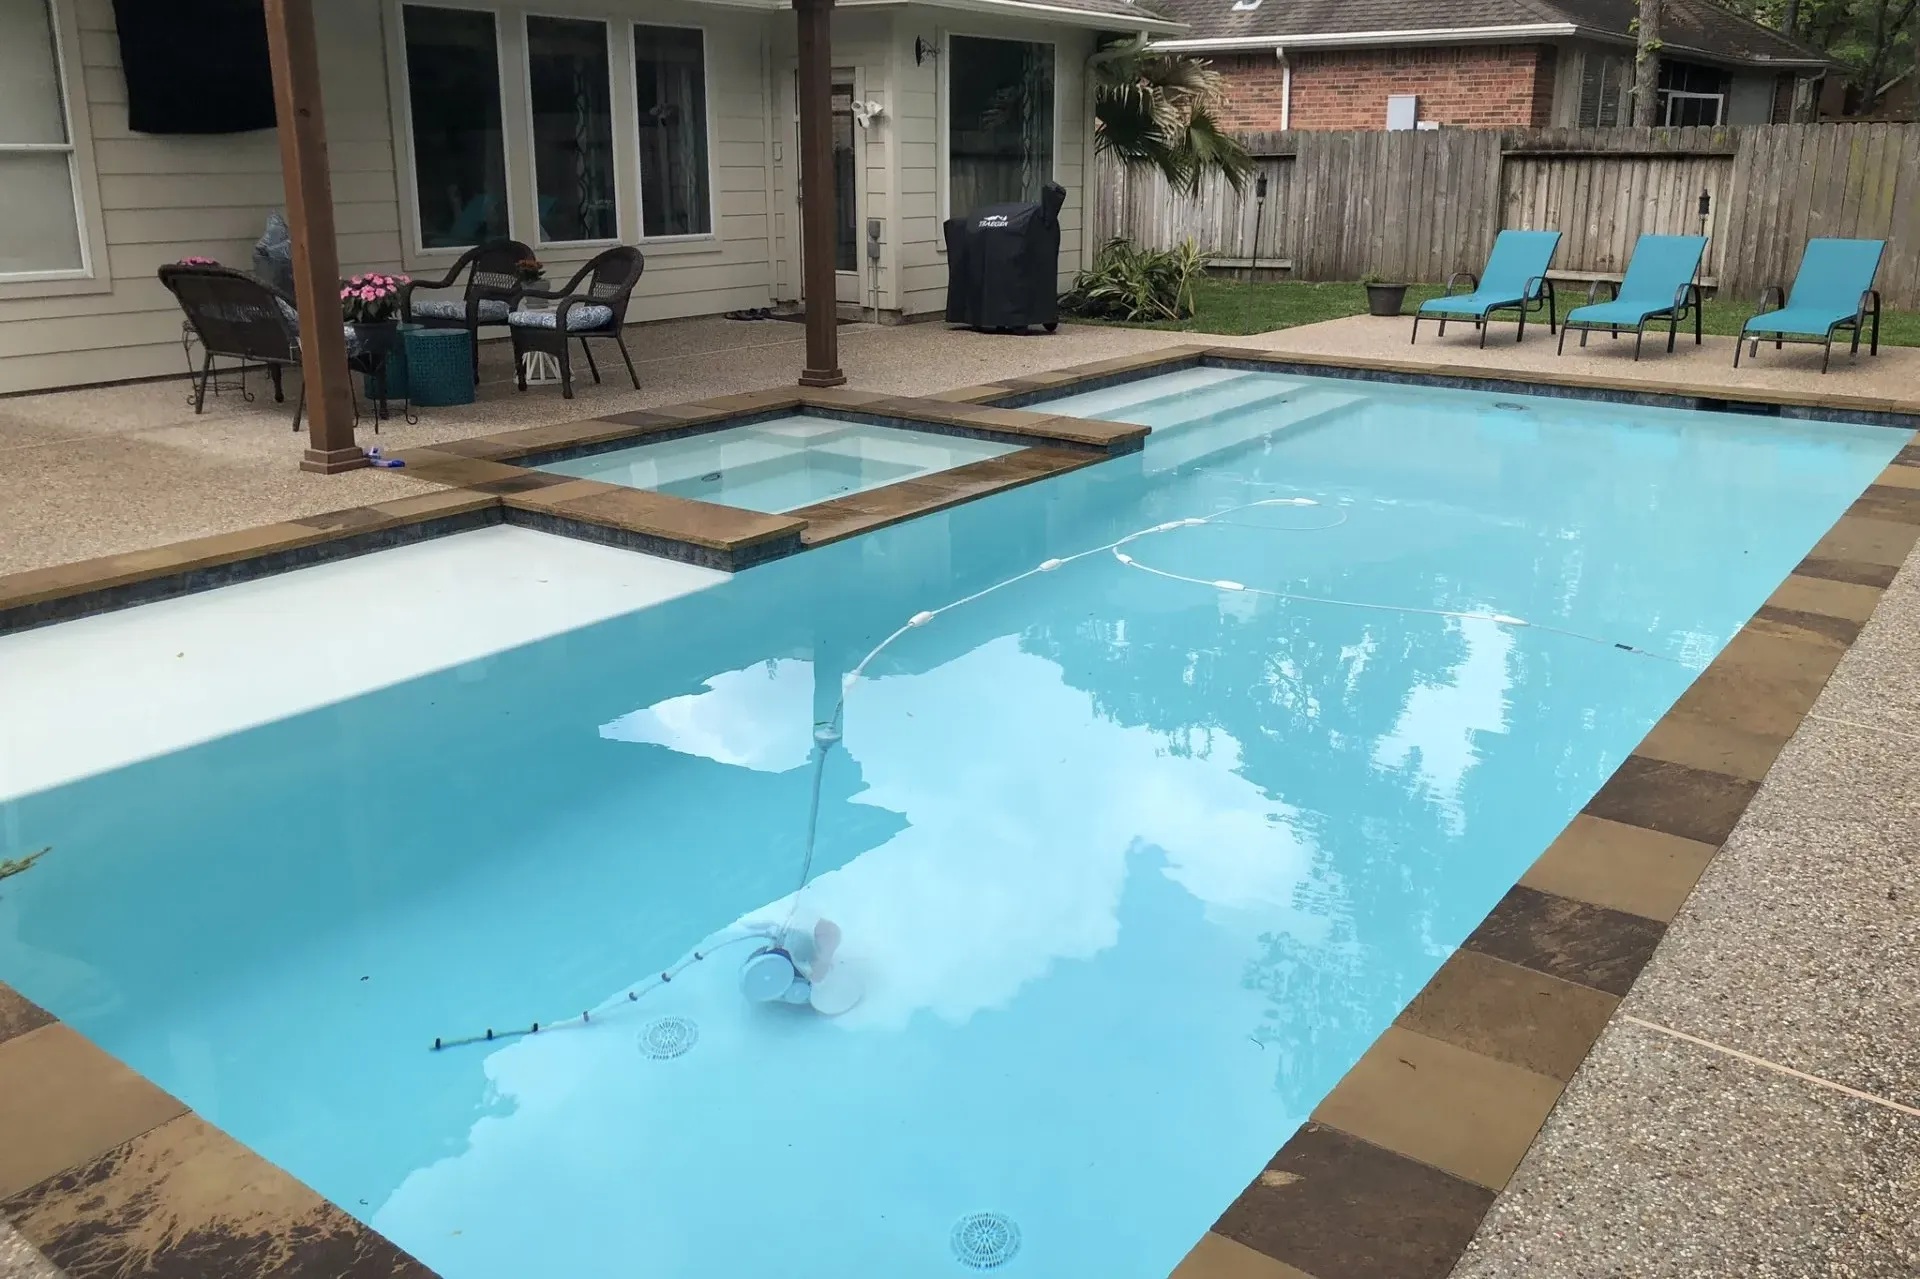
[1157,0,1827,67]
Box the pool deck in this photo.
[3,316,1919,1277]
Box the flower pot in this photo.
[348,319,405,398]
[1365,282,1409,317]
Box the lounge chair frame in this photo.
[1556,279,1703,361]
[1409,271,1558,347]
[1734,286,1882,374]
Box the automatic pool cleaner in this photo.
[739,917,862,1016]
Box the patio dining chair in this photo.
[507,247,645,400]
[1411,230,1561,346]
[1736,238,1884,374]
[398,237,533,385]
[1557,234,1709,361]
[159,263,368,432]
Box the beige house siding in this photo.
[0,0,402,395]
[2,0,1111,396]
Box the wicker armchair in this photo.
[398,238,533,384]
[160,264,311,430]
[506,247,645,399]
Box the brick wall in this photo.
[1212,45,1558,132]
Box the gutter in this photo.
[1150,22,1576,52]
[839,0,1186,32]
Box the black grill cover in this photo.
[943,182,1066,331]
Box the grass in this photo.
[1125,275,1920,346]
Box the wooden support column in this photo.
[264,0,365,473]
[793,0,845,387]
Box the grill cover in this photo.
[943,182,1066,332]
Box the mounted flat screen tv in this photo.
[113,0,276,134]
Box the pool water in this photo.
[536,415,1019,512]
[0,371,1902,1279]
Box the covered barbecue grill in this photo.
[943,182,1067,333]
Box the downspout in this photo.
[1277,45,1291,130]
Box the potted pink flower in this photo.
[340,273,412,396]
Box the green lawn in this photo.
[1133,276,1920,346]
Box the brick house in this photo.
[1147,0,1830,132]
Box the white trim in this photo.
[1150,23,1577,52]
[521,11,621,250]
[938,29,1062,225]
[842,0,1183,33]
[392,1,514,259]
[630,19,722,244]
[0,0,100,289]
[1277,47,1290,129]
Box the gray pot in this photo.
[1365,282,1409,317]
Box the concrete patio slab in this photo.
[1451,1018,1920,1279]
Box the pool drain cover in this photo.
[638,1016,698,1060]
[950,1212,1020,1270]
[1493,401,1528,411]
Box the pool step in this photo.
[1054,370,1321,428]
[1040,367,1253,421]
[1143,387,1368,475]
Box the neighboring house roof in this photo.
[1150,0,1828,68]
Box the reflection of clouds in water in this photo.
[600,658,813,773]
[1371,617,1513,834]
[782,636,1321,1030]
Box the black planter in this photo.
[1364,282,1409,317]
[348,319,406,398]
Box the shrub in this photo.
[1061,237,1210,323]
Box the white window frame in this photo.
[1661,89,1725,127]
[0,0,110,297]
[627,19,721,245]
[936,28,1061,227]
[388,0,513,262]
[521,11,621,252]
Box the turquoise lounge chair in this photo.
[1737,238,1884,374]
[1411,230,1561,346]
[1557,235,1708,361]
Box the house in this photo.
[0,0,1181,398]
[1148,0,1829,133]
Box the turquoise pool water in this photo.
[0,370,1902,1278]
[536,414,1018,512]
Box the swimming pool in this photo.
[535,415,1019,513]
[0,370,1903,1278]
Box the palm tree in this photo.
[1090,36,1255,194]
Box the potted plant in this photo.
[340,272,410,395]
[1360,273,1409,318]
[515,256,549,308]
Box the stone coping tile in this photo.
[1582,754,1759,846]
[1308,1025,1564,1191]
[1881,457,1920,484]
[0,1025,187,1200]
[0,983,54,1047]
[1462,885,1667,998]
[1794,555,1901,588]
[0,522,336,613]
[1212,1123,1494,1279]
[503,482,803,553]
[1807,513,1920,569]
[1395,948,1620,1081]
[1764,572,1884,623]
[1519,814,1719,924]
[1847,483,1920,525]
[1169,1232,1316,1279]
[2,1115,432,1279]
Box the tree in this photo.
[1632,0,1666,125]
[1089,37,1255,194]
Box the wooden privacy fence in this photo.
[1090,124,1920,308]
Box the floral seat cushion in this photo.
[410,298,511,322]
[507,303,615,331]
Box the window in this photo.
[634,25,712,238]
[526,16,615,244]
[948,34,1054,216]
[1576,52,1628,127]
[0,0,85,277]
[833,80,856,271]
[402,5,508,249]
[1659,61,1728,126]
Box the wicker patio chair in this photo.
[506,247,645,399]
[398,238,533,384]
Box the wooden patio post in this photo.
[263,0,366,473]
[793,0,846,387]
